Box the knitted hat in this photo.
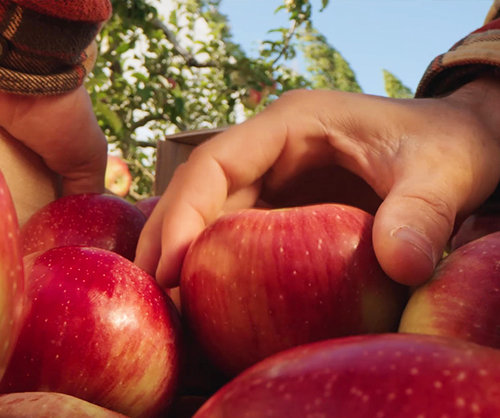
[0,0,112,95]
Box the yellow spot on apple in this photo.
[471,403,480,413]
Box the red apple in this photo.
[0,392,127,417]
[105,155,132,197]
[135,195,160,219]
[21,193,146,260]
[0,246,182,417]
[0,170,24,382]
[167,78,177,89]
[180,203,409,376]
[241,88,262,109]
[194,333,500,418]
[450,203,500,250]
[164,286,229,398]
[399,231,500,348]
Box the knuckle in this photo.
[405,192,456,233]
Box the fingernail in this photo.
[391,226,436,267]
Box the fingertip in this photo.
[371,176,461,286]
[152,204,208,289]
[155,215,205,289]
[134,234,160,278]
[155,251,183,289]
[373,224,437,286]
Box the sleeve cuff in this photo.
[0,0,110,95]
[416,18,500,98]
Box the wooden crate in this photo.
[154,127,226,195]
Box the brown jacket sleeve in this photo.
[416,1,500,97]
[416,1,500,205]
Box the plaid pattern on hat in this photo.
[0,0,111,95]
[416,2,500,98]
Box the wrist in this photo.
[446,75,500,131]
[446,75,500,204]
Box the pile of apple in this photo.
[0,167,500,418]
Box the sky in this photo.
[218,0,494,96]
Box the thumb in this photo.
[372,181,458,287]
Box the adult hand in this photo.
[0,85,107,196]
[136,76,500,288]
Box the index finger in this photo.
[135,110,288,287]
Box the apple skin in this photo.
[0,171,25,382]
[164,288,229,398]
[450,203,500,251]
[135,195,160,219]
[241,88,262,109]
[0,392,127,417]
[180,203,409,376]
[194,333,500,418]
[105,154,133,197]
[0,246,182,418]
[399,231,500,348]
[21,193,146,261]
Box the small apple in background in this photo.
[0,171,24,382]
[0,246,182,418]
[399,231,500,348]
[0,392,127,418]
[105,154,132,197]
[135,195,160,219]
[21,193,146,261]
[241,88,262,109]
[450,203,500,251]
[166,77,177,89]
[194,333,500,418]
[180,203,409,377]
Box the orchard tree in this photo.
[299,26,361,92]
[88,0,308,199]
[383,69,414,98]
[88,0,409,199]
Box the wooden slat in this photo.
[155,127,227,195]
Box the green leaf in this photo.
[132,72,149,83]
[115,42,132,54]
